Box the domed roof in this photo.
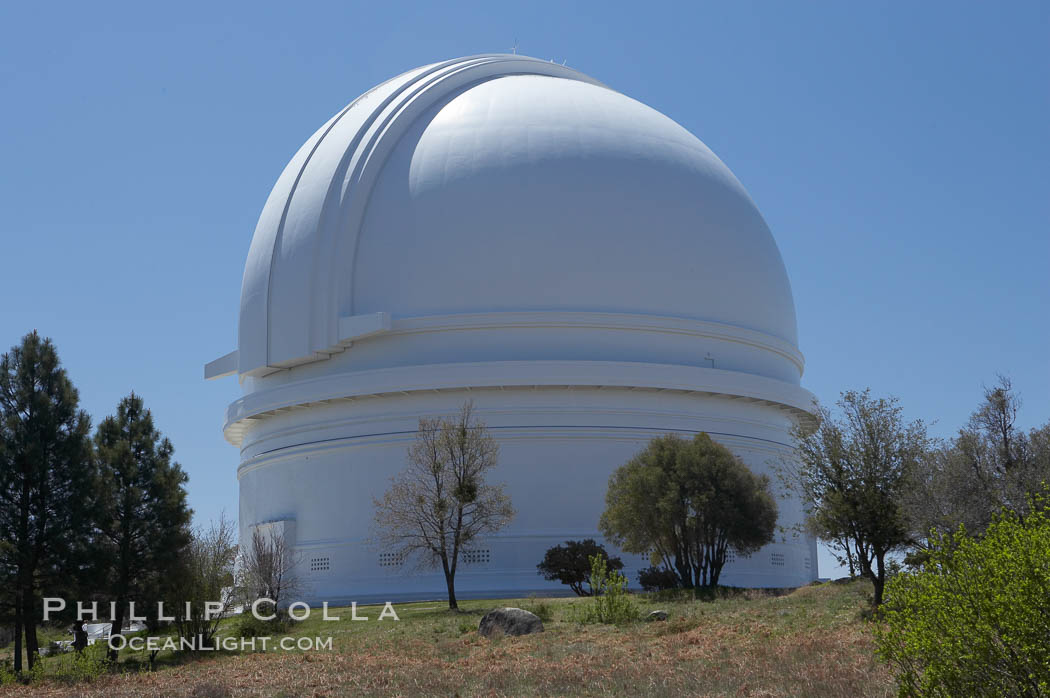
[227,54,799,378]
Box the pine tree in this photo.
[0,331,95,672]
[95,393,192,658]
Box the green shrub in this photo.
[60,644,107,683]
[637,565,679,592]
[26,658,46,683]
[874,494,1050,696]
[0,644,108,686]
[579,554,637,624]
[236,613,290,638]
[537,539,624,596]
[37,643,108,684]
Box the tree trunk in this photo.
[673,554,693,589]
[108,600,126,661]
[13,592,22,674]
[709,556,723,588]
[872,553,886,607]
[440,553,458,611]
[840,537,856,577]
[444,571,458,611]
[24,593,38,670]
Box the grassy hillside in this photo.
[0,579,894,697]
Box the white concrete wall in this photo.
[237,387,818,603]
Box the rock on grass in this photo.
[479,608,545,637]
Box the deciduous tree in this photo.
[600,433,777,590]
[373,402,514,610]
[238,525,302,615]
[172,513,238,651]
[904,376,1050,546]
[787,390,928,606]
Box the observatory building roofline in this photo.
[209,53,801,382]
[232,54,609,377]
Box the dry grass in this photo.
[0,579,894,697]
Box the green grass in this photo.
[0,579,894,697]
[0,624,71,666]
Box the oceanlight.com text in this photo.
[109,634,335,652]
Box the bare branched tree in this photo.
[238,526,303,616]
[172,513,238,651]
[373,402,514,610]
[904,376,1050,545]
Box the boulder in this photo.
[478,607,545,637]
[646,610,669,622]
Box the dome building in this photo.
[206,54,818,601]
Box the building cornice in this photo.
[223,360,817,445]
[209,310,805,380]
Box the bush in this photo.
[26,659,46,683]
[537,539,623,596]
[579,554,637,624]
[637,565,679,592]
[874,494,1050,696]
[235,613,290,638]
[16,644,108,685]
[57,645,107,684]
[174,514,239,651]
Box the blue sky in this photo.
[1,1,1047,579]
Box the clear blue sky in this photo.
[2,1,1047,579]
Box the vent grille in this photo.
[461,549,491,565]
[726,548,749,564]
[771,552,785,567]
[804,556,811,570]
[378,552,403,568]
[309,556,330,572]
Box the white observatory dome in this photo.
[208,55,818,601]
